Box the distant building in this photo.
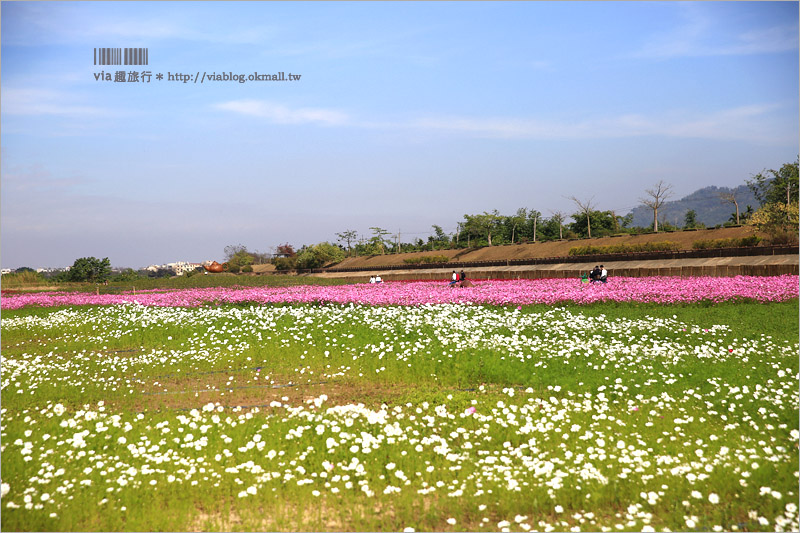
[143,261,202,276]
[171,262,202,276]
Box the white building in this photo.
[171,262,202,276]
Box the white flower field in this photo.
[1,294,798,531]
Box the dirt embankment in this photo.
[333,226,761,269]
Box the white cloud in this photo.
[212,97,793,145]
[633,4,798,59]
[407,104,791,144]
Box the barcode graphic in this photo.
[94,48,149,66]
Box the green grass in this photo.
[1,300,797,531]
[2,273,353,294]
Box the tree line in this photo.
[9,159,796,280]
[272,160,796,269]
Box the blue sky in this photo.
[2,1,798,269]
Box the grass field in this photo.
[0,272,352,294]
[1,292,797,531]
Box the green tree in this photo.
[111,268,141,282]
[15,267,36,273]
[569,210,616,239]
[539,214,568,241]
[748,158,799,208]
[224,244,255,269]
[507,208,527,244]
[684,210,699,229]
[617,213,634,229]
[527,209,542,243]
[568,196,596,238]
[464,210,502,246]
[336,230,358,257]
[68,257,111,283]
[295,242,346,269]
[369,227,392,255]
[430,225,449,250]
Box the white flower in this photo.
[554,505,564,513]
[708,493,719,504]
[0,483,9,498]
[447,518,456,525]
[403,528,415,532]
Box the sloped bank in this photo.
[314,250,798,281]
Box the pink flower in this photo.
[2,275,797,310]
[465,406,477,415]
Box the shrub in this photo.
[273,257,297,271]
[227,264,240,274]
[241,265,253,273]
[568,241,680,256]
[748,202,799,245]
[692,236,762,250]
[295,242,346,270]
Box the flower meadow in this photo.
[1,275,798,310]
[1,279,798,531]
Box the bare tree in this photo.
[568,196,596,238]
[718,191,740,224]
[550,211,566,240]
[640,181,674,233]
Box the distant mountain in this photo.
[628,184,759,228]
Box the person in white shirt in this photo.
[375,275,383,283]
[369,276,376,284]
[600,265,608,283]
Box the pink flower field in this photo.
[2,276,797,310]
